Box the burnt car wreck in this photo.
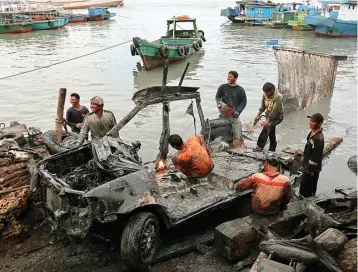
[37,62,264,270]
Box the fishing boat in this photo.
[304,0,357,37]
[287,12,313,30]
[62,0,123,10]
[130,15,206,71]
[85,7,115,21]
[220,1,247,23]
[265,4,296,28]
[31,17,67,29]
[244,1,277,26]
[0,11,32,33]
[64,13,86,23]
[22,9,68,30]
[266,4,319,29]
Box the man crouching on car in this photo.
[168,134,214,179]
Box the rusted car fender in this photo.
[83,168,171,227]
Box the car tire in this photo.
[120,212,160,270]
[42,130,79,154]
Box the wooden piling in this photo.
[55,88,67,142]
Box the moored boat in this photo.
[85,7,115,21]
[32,17,68,30]
[288,12,314,30]
[65,13,86,23]
[304,0,357,37]
[220,1,247,23]
[0,21,32,33]
[244,1,277,26]
[0,11,32,33]
[265,3,317,29]
[130,15,206,71]
[20,9,68,30]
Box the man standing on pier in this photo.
[299,113,325,198]
[77,96,117,145]
[215,71,247,148]
[66,93,89,134]
[254,82,283,152]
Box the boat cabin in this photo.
[337,0,357,20]
[318,0,342,18]
[165,15,198,39]
[0,11,31,23]
[245,1,277,20]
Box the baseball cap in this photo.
[90,96,104,106]
[264,152,280,166]
[307,113,324,124]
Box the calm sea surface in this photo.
[0,0,356,192]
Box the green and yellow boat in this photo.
[265,11,295,28]
[288,13,312,31]
[130,15,206,70]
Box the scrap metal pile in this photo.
[43,136,143,192]
[0,122,50,240]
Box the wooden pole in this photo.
[156,60,170,170]
[55,88,67,142]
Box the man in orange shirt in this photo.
[234,153,292,215]
[168,134,214,178]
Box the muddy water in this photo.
[0,0,357,194]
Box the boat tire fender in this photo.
[48,21,54,27]
[198,30,206,42]
[184,45,190,55]
[177,46,184,57]
[159,45,169,59]
[130,44,136,56]
[193,42,200,51]
[133,37,141,48]
[198,39,203,47]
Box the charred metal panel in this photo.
[273,46,347,111]
[83,169,167,216]
[132,86,200,104]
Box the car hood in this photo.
[84,168,167,214]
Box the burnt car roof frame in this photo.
[106,85,206,138]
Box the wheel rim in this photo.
[139,219,157,263]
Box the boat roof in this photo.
[238,0,277,6]
[318,0,357,4]
[167,15,196,23]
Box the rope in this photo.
[0,39,132,81]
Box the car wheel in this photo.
[120,212,160,270]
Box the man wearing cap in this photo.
[77,96,117,145]
[234,153,292,215]
[299,113,325,198]
[215,71,247,148]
